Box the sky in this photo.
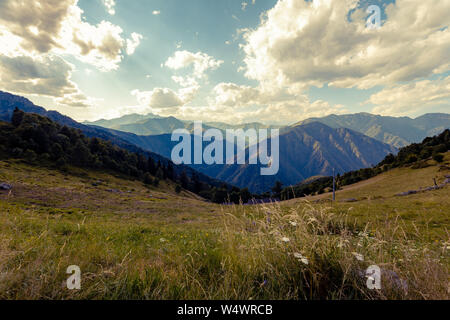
[0,0,449,125]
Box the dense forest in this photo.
[0,108,253,204]
[279,128,450,200]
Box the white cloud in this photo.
[0,0,142,112]
[370,77,450,116]
[152,10,161,15]
[59,6,126,71]
[131,88,184,110]
[241,0,450,90]
[0,0,74,54]
[165,50,224,79]
[102,0,116,15]
[126,33,143,55]
[0,0,141,71]
[161,50,223,105]
[209,82,347,124]
[161,99,346,125]
[0,54,95,108]
[172,76,198,88]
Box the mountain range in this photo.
[295,113,450,148]
[1,90,449,193]
[190,122,397,192]
[84,114,280,136]
[87,109,450,149]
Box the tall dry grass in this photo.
[216,202,449,300]
[0,201,448,300]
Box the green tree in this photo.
[144,173,153,185]
[271,181,283,198]
[156,167,164,180]
[180,170,189,189]
[239,188,252,203]
[433,153,444,163]
[11,107,24,127]
[24,149,37,162]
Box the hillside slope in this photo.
[297,152,450,203]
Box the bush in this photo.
[24,149,37,162]
[12,147,23,158]
[433,154,444,163]
[144,173,153,185]
[175,185,182,194]
[405,154,418,164]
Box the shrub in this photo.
[24,149,37,162]
[144,173,153,185]
[405,154,418,164]
[432,154,444,163]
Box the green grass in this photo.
[0,158,448,300]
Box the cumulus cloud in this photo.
[158,98,346,125]
[241,0,450,90]
[0,54,95,108]
[162,50,223,105]
[209,82,347,124]
[58,5,128,71]
[212,83,297,107]
[0,0,141,71]
[0,0,74,54]
[0,0,143,111]
[131,88,184,110]
[370,77,450,116]
[126,33,143,55]
[102,0,116,15]
[165,50,224,79]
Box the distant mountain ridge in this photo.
[85,110,449,149]
[84,113,162,129]
[89,120,397,192]
[5,91,443,193]
[192,122,397,193]
[295,112,450,148]
[85,113,281,136]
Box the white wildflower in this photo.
[352,252,364,261]
[293,253,309,265]
[281,237,290,243]
[289,221,298,227]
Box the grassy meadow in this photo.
[0,155,449,300]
